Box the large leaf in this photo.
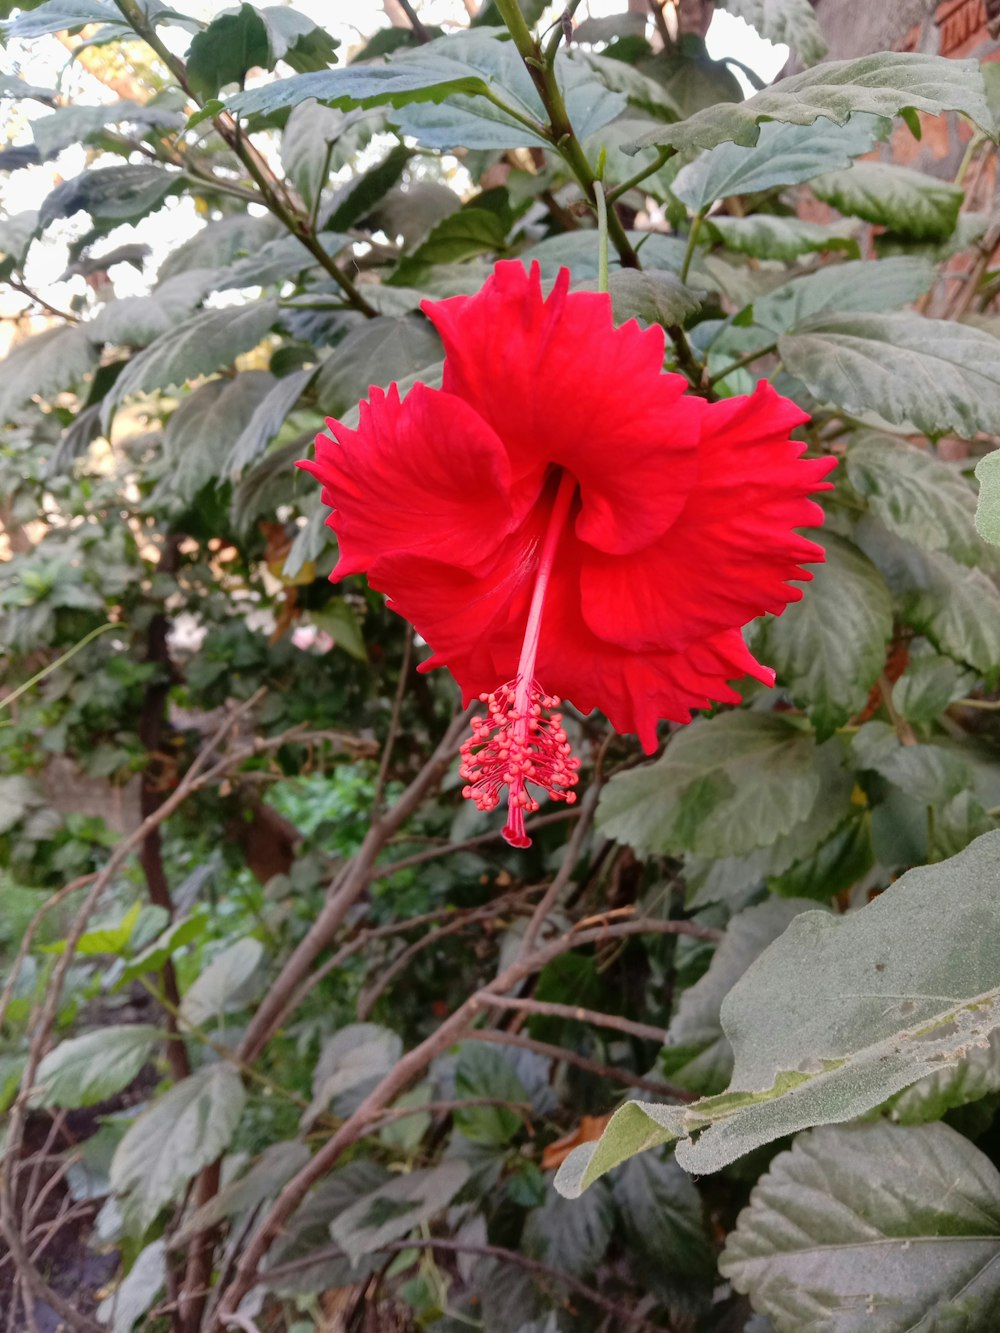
[330,1161,470,1265]
[312,316,441,415]
[453,1041,529,1146]
[720,0,826,64]
[752,255,935,333]
[597,712,821,860]
[626,51,991,154]
[601,268,702,328]
[33,1025,161,1108]
[672,113,888,212]
[779,314,1000,439]
[557,830,1000,1192]
[522,1177,614,1277]
[225,365,318,474]
[96,1238,165,1333]
[847,434,982,565]
[102,301,278,427]
[750,533,893,733]
[976,448,1000,547]
[158,372,277,505]
[110,1064,246,1231]
[857,518,1000,677]
[186,3,338,100]
[39,164,180,228]
[721,1122,1000,1332]
[2,0,121,38]
[706,215,859,262]
[179,937,264,1028]
[664,900,815,1096]
[812,160,965,241]
[306,1023,404,1124]
[280,100,346,209]
[612,1151,715,1300]
[0,325,98,423]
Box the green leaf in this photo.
[665,900,816,1096]
[555,1102,686,1199]
[312,316,441,417]
[779,314,1000,439]
[330,1161,470,1265]
[225,365,317,475]
[280,99,345,209]
[312,600,366,662]
[597,712,821,859]
[625,51,992,155]
[812,160,965,241]
[158,371,277,505]
[559,830,1000,1188]
[975,449,1000,547]
[119,911,209,984]
[706,214,860,262]
[612,1151,715,1299]
[750,534,893,734]
[847,434,982,565]
[752,256,935,334]
[522,1176,614,1277]
[102,301,278,428]
[53,901,146,957]
[2,0,120,39]
[453,1041,530,1145]
[720,1122,1000,1331]
[858,518,1000,677]
[672,113,888,213]
[0,775,42,834]
[96,1238,165,1333]
[157,212,282,279]
[0,325,99,424]
[33,1025,161,1109]
[599,269,702,328]
[179,937,264,1028]
[39,164,180,228]
[306,1023,404,1124]
[186,3,337,100]
[721,0,827,64]
[110,1064,246,1232]
[394,207,508,285]
[892,651,976,724]
[174,1141,311,1244]
[852,720,970,806]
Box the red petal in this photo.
[299,383,517,579]
[580,381,835,650]
[422,260,700,556]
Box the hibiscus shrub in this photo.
[2,1,1000,1329]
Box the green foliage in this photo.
[3,4,1000,1327]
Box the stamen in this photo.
[460,468,580,848]
[460,679,579,848]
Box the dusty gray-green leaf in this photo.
[313,316,440,416]
[721,1122,1000,1333]
[559,830,1000,1189]
[751,534,892,733]
[752,256,934,333]
[812,160,964,240]
[280,99,345,209]
[225,365,318,475]
[157,213,282,280]
[975,449,1000,547]
[892,651,976,723]
[34,1025,160,1109]
[597,712,820,859]
[857,516,1000,675]
[174,1141,312,1244]
[522,1177,614,1277]
[97,1237,165,1333]
[665,900,816,1096]
[721,0,826,64]
[601,269,702,327]
[306,1024,403,1125]
[706,215,859,262]
[780,314,1000,439]
[852,720,970,805]
[39,164,180,228]
[103,301,277,428]
[180,937,264,1028]
[158,372,277,506]
[847,434,981,565]
[626,51,991,155]
[0,325,98,423]
[110,1064,246,1231]
[330,1160,470,1266]
[612,1151,715,1298]
[672,113,887,212]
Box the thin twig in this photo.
[462,1028,691,1099]
[372,624,413,817]
[476,993,668,1044]
[519,782,600,958]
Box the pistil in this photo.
[460,470,581,847]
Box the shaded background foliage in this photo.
[2,0,1000,1330]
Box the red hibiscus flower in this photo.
[300,261,834,847]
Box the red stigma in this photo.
[459,679,580,849]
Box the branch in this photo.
[212,915,717,1322]
[462,1028,693,1099]
[265,1237,671,1330]
[475,993,669,1044]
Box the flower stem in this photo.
[680,209,705,285]
[595,181,610,295]
[707,341,779,387]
